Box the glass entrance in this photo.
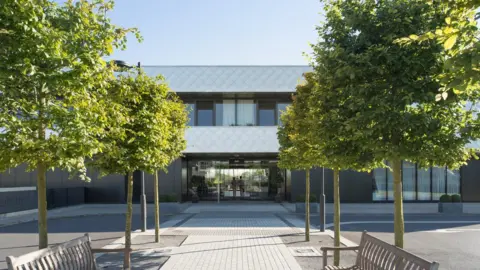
[187,159,286,201]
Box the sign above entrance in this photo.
[229,158,245,167]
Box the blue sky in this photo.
[107,0,322,65]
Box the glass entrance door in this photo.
[187,159,286,201]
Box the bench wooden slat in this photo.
[324,231,439,270]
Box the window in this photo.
[446,168,460,195]
[372,168,386,201]
[432,166,446,200]
[402,161,416,200]
[197,101,214,126]
[185,103,195,126]
[237,100,255,126]
[258,101,276,126]
[277,103,290,126]
[417,167,431,200]
[216,100,235,126]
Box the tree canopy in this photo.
[0,0,140,178]
[91,70,187,176]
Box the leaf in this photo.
[435,94,442,102]
[409,34,418,40]
[442,92,448,100]
[445,17,451,25]
[444,35,457,50]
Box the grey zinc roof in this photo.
[142,65,311,93]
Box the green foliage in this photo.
[451,194,462,202]
[296,194,317,203]
[396,0,480,106]
[439,194,452,202]
[90,69,188,176]
[277,73,317,171]
[0,0,140,179]
[313,0,473,170]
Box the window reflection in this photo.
[197,101,214,126]
[258,101,276,126]
[417,167,431,200]
[237,100,255,126]
[447,168,460,195]
[216,100,235,126]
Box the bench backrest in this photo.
[6,234,96,270]
[356,231,439,270]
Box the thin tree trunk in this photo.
[333,168,340,266]
[154,171,160,243]
[124,172,134,270]
[37,91,47,249]
[392,159,404,248]
[305,169,310,242]
[37,163,48,249]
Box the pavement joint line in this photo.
[322,220,480,229]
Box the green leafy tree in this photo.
[154,95,187,243]
[0,0,139,249]
[396,0,480,105]
[298,72,382,265]
[313,0,474,248]
[91,70,187,269]
[278,74,317,242]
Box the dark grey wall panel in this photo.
[291,167,372,203]
[461,160,480,202]
[85,171,126,203]
[0,190,37,214]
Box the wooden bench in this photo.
[321,231,439,270]
[6,233,130,270]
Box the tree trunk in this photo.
[37,163,48,249]
[333,168,340,266]
[154,171,160,243]
[305,169,310,242]
[124,172,134,270]
[392,159,404,248]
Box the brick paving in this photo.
[160,211,304,270]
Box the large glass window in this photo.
[432,166,446,200]
[216,100,235,126]
[258,101,276,126]
[197,101,214,126]
[277,103,290,126]
[372,168,386,201]
[403,161,416,200]
[447,168,460,195]
[185,103,195,126]
[237,100,255,126]
[417,167,431,200]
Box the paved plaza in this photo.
[2,202,480,269]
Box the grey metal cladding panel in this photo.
[142,66,311,93]
[184,127,279,153]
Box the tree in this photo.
[396,0,480,105]
[299,71,382,265]
[0,0,139,249]
[313,0,474,248]
[91,70,187,269]
[154,95,187,243]
[278,73,317,242]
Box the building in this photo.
[1,65,480,214]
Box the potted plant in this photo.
[438,194,463,214]
[295,194,319,213]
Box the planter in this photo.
[191,194,199,203]
[275,193,283,203]
[438,202,463,214]
[295,203,319,214]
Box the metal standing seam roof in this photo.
[142,65,311,93]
